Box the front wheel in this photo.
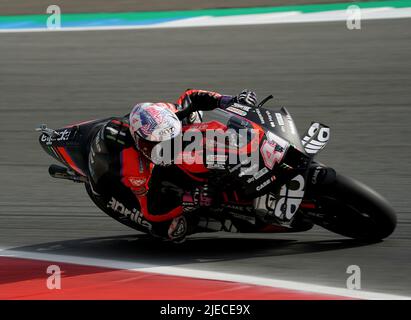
[304,173,397,240]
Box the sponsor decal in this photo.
[247,167,269,183]
[128,177,147,187]
[275,113,285,126]
[205,153,227,169]
[254,167,269,180]
[158,126,175,137]
[302,123,330,155]
[286,114,296,135]
[226,106,247,117]
[206,163,226,170]
[232,103,252,112]
[255,109,265,125]
[238,163,258,177]
[107,197,152,230]
[275,113,286,133]
[168,218,187,238]
[256,178,272,191]
[265,174,305,221]
[265,111,276,128]
[223,203,252,212]
[229,158,251,173]
[206,154,227,163]
[41,129,71,145]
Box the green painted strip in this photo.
[1,0,411,25]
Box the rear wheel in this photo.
[305,173,397,240]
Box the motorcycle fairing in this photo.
[38,118,112,177]
[220,106,305,153]
[301,122,331,156]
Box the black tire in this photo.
[308,173,397,240]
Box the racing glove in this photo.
[235,89,258,107]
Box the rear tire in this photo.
[307,173,397,240]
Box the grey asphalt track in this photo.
[0,18,411,296]
[0,0,380,15]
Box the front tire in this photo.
[306,173,397,240]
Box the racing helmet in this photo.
[129,103,182,165]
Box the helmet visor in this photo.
[134,133,159,160]
[135,132,181,165]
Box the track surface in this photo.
[0,18,410,296]
[0,0,378,15]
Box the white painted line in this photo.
[1,7,411,33]
[1,248,409,300]
[276,7,411,23]
[158,12,301,27]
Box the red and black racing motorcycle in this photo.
[37,96,396,241]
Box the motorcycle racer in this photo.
[87,89,257,242]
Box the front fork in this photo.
[299,164,337,218]
[253,163,336,227]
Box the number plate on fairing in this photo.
[260,131,289,170]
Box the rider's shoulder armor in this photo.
[88,117,133,186]
[90,116,152,195]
